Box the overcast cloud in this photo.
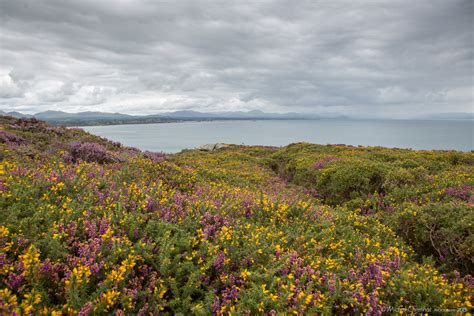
[0,0,472,118]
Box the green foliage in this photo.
[315,160,387,205]
[269,142,474,274]
[0,117,472,314]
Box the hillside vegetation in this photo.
[0,116,472,315]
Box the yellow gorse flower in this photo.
[21,290,42,314]
[107,253,137,283]
[65,264,92,287]
[240,269,251,280]
[0,226,9,238]
[101,290,120,310]
[19,245,40,276]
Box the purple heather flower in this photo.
[137,303,149,316]
[68,142,118,164]
[211,296,221,314]
[78,302,94,316]
[313,156,342,169]
[0,130,27,145]
[144,197,156,212]
[213,252,225,271]
[201,212,230,239]
[7,273,24,289]
[328,280,336,294]
[444,185,473,202]
[143,150,166,163]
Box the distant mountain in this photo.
[2,110,472,125]
[0,111,32,118]
[160,109,316,119]
[0,109,319,125]
[160,110,216,118]
[34,110,133,120]
[0,110,160,125]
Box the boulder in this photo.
[198,143,229,151]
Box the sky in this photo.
[0,0,472,118]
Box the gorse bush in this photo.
[270,142,474,274]
[314,160,386,205]
[312,155,342,169]
[0,117,472,314]
[383,202,474,273]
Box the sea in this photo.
[81,119,473,153]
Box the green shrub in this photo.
[315,160,387,205]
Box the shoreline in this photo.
[71,117,473,128]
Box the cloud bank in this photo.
[0,0,472,118]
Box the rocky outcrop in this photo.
[198,143,230,151]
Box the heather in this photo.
[270,143,474,274]
[0,116,472,315]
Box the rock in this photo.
[198,143,229,151]
[214,143,228,150]
[198,144,215,151]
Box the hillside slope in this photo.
[0,116,472,314]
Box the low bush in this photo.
[68,142,120,164]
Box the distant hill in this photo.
[0,110,319,126]
[159,109,314,120]
[2,109,470,126]
[0,110,173,126]
[0,111,33,118]
[34,110,134,123]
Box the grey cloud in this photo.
[0,73,23,98]
[0,0,472,117]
